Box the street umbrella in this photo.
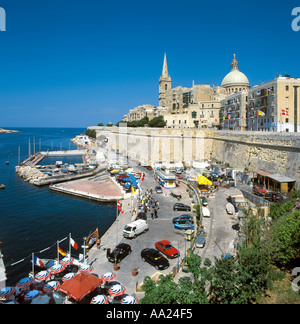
[25,290,39,300]
[60,257,74,266]
[0,286,16,299]
[35,270,50,281]
[108,284,126,297]
[16,277,34,288]
[49,263,65,274]
[62,272,76,282]
[78,264,93,273]
[59,272,103,302]
[44,281,61,293]
[101,272,116,282]
[121,295,139,304]
[90,294,109,304]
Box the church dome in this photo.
[221,69,249,87]
[221,54,250,90]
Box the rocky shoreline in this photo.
[0,128,19,133]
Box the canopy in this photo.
[59,272,103,302]
[198,174,213,186]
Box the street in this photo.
[87,162,239,298]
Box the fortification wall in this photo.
[90,126,300,189]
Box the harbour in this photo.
[0,128,117,286]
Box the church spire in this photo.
[162,52,169,77]
[159,53,171,107]
[230,53,239,71]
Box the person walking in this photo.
[154,208,158,219]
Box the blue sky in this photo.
[0,0,299,127]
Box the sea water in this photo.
[0,128,116,285]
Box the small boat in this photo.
[85,227,99,251]
[174,223,195,230]
[0,184,5,189]
[202,207,210,218]
[226,203,235,215]
[5,161,9,165]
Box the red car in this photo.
[253,186,268,196]
[155,240,179,259]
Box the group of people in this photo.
[138,188,159,219]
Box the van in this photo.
[123,219,149,239]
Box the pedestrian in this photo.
[96,238,101,249]
[156,200,159,209]
[154,208,158,219]
[151,210,154,219]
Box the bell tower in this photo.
[159,53,172,107]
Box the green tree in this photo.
[148,116,166,128]
[269,209,300,266]
[85,129,96,139]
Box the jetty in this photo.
[49,169,123,202]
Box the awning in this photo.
[267,174,296,183]
[59,272,103,302]
[198,174,213,186]
[253,170,272,177]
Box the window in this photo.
[192,111,197,118]
[165,84,168,91]
[286,86,289,91]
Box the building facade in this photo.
[122,53,300,133]
[247,76,300,132]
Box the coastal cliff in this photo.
[0,128,19,133]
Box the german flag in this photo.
[58,246,66,257]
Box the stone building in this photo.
[220,91,248,131]
[122,53,300,133]
[247,76,300,132]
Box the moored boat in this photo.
[174,223,195,230]
[0,184,5,189]
[85,227,99,251]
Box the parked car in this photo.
[194,230,206,248]
[155,186,163,194]
[155,240,179,259]
[172,215,194,224]
[173,203,191,211]
[141,248,169,270]
[252,186,268,196]
[123,219,149,239]
[264,192,282,202]
[200,197,208,206]
[135,211,147,220]
[106,243,132,263]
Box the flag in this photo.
[282,109,289,116]
[132,186,135,195]
[258,111,265,116]
[117,200,124,214]
[58,246,66,257]
[70,237,78,250]
[33,255,45,268]
[141,173,145,181]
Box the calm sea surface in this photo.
[0,128,116,285]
